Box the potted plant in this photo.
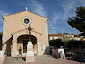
[4,50,7,56]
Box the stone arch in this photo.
[17,34,37,44]
[17,34,37,56]
[12,30,42,57]
[13,30,41,41]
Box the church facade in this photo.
[2,9,49,57]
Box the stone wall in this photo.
[0,51,5,64]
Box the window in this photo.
[22,17,31,26]
[24,18,30,24]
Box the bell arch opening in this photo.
[17,34,37,56]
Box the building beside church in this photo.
[2,8,49,57]
[48,34,82,41]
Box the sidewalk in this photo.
[3,55,85,64]
[28,59,85,64]
[4,59,85,64]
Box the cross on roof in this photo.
[25,7,28,11]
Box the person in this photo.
[56,49,59,59]
[18,47,22,58]
[60,51,63,59]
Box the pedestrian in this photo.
[60,51,63,59]
[18,47,22,58]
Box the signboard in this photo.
[42,44,46,50]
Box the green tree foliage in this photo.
[63,40,70,48]
[49,39,85,49]
[49,39,64,48]
[67,6,85,33]
[67,40,82,49]
[49,39,55,46]
[0,34,2,42]
[81,41,85,49]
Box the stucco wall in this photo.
[3,11,48,55]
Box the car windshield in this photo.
[64,48,71,52]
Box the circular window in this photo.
[22,17,31,26]
[24,18,30,24]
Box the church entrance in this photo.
[17,34,37,57]
[23,40,28,53]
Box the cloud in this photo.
[51,0,76,25]
[0,10,9,32]
[48,0,85,34]
[75,0,85,6]
[52,12,61,24]
[30,0,47,17]
[56,0,85,20]
[57,0,76,20]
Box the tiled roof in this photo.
[48,34,63,36]
[0,32,2,35]
[74,34,80,37]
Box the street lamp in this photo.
[48,25,51,33]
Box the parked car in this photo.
[49,46,54,54]
[74,49,85,62]
[64,48,74,57]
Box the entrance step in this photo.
[3,57,25,64]
[35,55,56,61]
[3,55,56,64]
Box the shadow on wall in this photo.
[5,37,12,56]
[44,46,50,55]
[0,34,2,50]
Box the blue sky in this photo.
[0,0,85,34]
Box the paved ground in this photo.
[3,55,85,64]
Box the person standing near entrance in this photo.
[59,51,64,59]
[18,47,22,58]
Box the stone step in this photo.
[3,57,25,64]
[3,55,56,64]
[35,55,56,61]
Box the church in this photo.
[2,7,49,57]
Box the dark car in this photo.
[64,48,74,57]
[74,49,85,62]
[49,46,54,54]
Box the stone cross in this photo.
[28,25,32,41]
[26,25,35,62]
[28,25,32,35]
[25,7,28,11]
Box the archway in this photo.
[17,34,37,56]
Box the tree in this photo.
[67,40,81,49]
[49,39,64,48]
[49,39,55,46]
[63,33,69,35]
[67,6,85,33]
[63,40,70,48]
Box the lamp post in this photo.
[79,39,83,64]
[48,25,51,33]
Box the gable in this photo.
[2,11,48,20]
[3,10,48,38]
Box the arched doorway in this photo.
[17,34,37,56]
